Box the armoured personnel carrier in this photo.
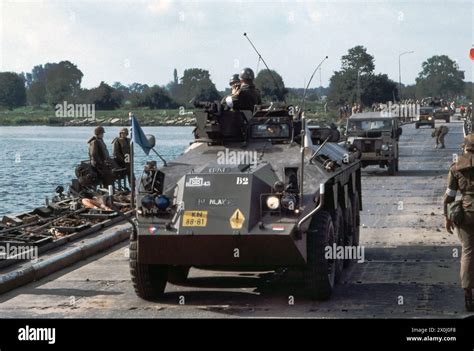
[431,100,452,123]
[130,102,363,300]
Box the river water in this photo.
[0,126,194,217]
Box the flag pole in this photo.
[151,148,167,167]
[129,112,135,208]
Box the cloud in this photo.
[1,2,79,71]
[147,0,173,14]
[0,0,471,91]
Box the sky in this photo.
[0,0,472,90]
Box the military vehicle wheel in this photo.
[388,160,396,175]
[445,116,450,123]
[130,240,168,300]
[350,191,361,247]
[330,207,344,282]
[415,124,419,129]
[304,211,336,300]
[431,124,435,129]
[343,197,356,268]
[395,158,399,172]
[168,266,190,284]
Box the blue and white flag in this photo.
[131,114,152,155]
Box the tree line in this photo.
[326,46,468,107]
[0,46,469,110]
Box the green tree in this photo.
[24,61,83,106]
[167,69,182,103]
[24,65,47,105]
[464,82,474,101]
[0,72,27,109]
[328,46,398,107]
[44,61,83,105]
[180,68,220,104]
[140,86,177,109]
[27,81,47,106]
[362,74,398,106]
[255,69,288,101]
[24,65,46,87]
[328,71,356,106]
[128,82,149,94]
[415,55,464,99]
[341,45,375,75]
[87,82,122,110]
[401,84,417,100]
[127,83,150,107]
[112,82,130,98]
[173,68,178,84]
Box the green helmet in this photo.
[239,67,255,81]
[229,74,240,86]
[94,126,105,135]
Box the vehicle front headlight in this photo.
[155,195,170,211]
[141,195,155,210]
[428,116,432,120]
[266,196,280,210]
[381,144,389,151]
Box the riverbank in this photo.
[0,108,194,126]
[0,106,338,126]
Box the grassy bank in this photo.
[0,103,340,127]
[0,107,186,126]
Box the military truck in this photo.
[129,102,363,301]
[345,112,402,175]
[433,106,451,123]
[415,106,435,129]
[431,100,452,123]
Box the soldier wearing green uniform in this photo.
[229,74,240,94]
[88,126,114,187]
[432,125,449,149]
[112,128,131,189]
[443,134,474,312]
[224,68,262,111]
[221,74,241,106]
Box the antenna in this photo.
[298,56,328,207]
[301,56,328,112]
[243,33,286,103]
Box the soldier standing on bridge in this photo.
[432,125,449,149]
[112,128,131,189]
[443,134,474,312]
[88,126,114,187]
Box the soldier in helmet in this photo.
[88,126,114,187]
[221,74,241,106]
[229,74,240,95]
[444,134,474,311]
[224,67,262,111]
[432,125,449,149]
[112,128,131,189]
